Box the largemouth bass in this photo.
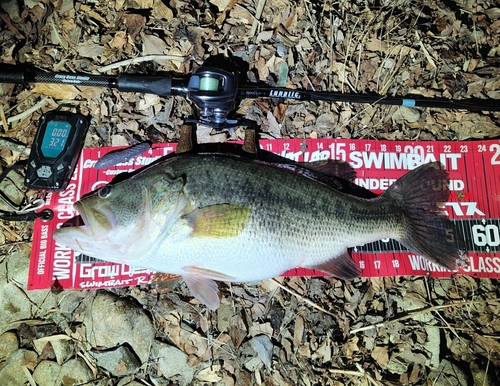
[54,154,463,309]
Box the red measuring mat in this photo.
[28,139,500,291]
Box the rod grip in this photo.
[0,64,26,84]
[117,75,174,96]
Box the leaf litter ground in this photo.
[1,0,500,385]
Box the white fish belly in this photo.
[138,226,349,282]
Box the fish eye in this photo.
[98,185,112,198]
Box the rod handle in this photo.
[117,75,174,96]
[0,64,26,84]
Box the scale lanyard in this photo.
[1,106,88,222]
[0,160,53,222]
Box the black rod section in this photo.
[238,87,500,112]
[0,64,118,87]
[0,64,187,97]
[116,74,187,96]
[0,64,26,84]
[30,71,117,88]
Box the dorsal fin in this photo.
[296,160,356,181]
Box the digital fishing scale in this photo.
[25,110,89,191]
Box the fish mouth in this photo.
[72,201,115,238]
[53,201,116,257]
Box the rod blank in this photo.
[1,64,499,112]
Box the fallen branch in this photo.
[250,0,266,37]
[329,368,380,386]
[98,55,188,72]
[350,298,500,334]
[0,137,29,155]
[271,278,336,317]
[0,97,49,129]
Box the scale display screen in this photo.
[40,120,72,159]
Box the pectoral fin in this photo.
[183,265,236,281]
[308,251,361,279]
[182,266,236,310]
[185,204,251,238]
[183,274,221,310]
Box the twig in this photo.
[77,351,98,378]
[484,352,491,386]
[0,241,31,248]
[0,222,23,241]
[0,105,8,131]
[22,366,36,386]
[329,369,380,386]
[250,0,266,37]
[379,46,406,96]
[271,278,336,316]
[303,0,328,54]
[0,97,49,129]
[350,298,500,334]
[415,30,437,71]
[50,16,68,49]
[34,334,73,343]
[97,55,188,72]
[0,137,30,155]
[472,20,480,56]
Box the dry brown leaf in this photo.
[312,336,332,363]
[152,0,173,21]
[293,315,304,348]
[77,41,105,59]
[228,314,247,349]
[128,0,154,8]
[392,107,421,123]
[31,84,80,99]
[197,365,223,382]
[366,37,418,56]
[266,111,282,138]
[109,31,127,49]
[331,61,352,86]
[344,336,359,357]
[371,346,389,368]
[137,94,161,111]
[78,86,105,99]
[111,134,130,146]
[451,115,500,139]
[124,13,146,40]
[210,0,232,12]
[471,333,500,365]
[87,9,109,26]
[298,342,311,357]
[142,34,168,55]
[256,30,274,43]
[115,0,126,10]
[281,8,297,29]
[248,322,273,338]
[229,5,254,24]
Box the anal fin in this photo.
[308,251,360,279]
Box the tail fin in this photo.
[384,162,465,270]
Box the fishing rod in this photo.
[1,59,499,197]
[0,59,497,220]
[1,62,499,131]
